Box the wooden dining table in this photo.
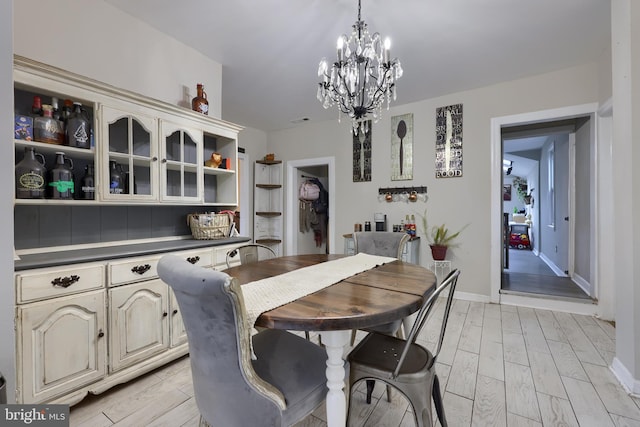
[224,253,437,427]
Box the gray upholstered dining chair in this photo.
[352,231,410,402]
[225,243,276,269]
[157,254,327,427]
[347,269,461,427]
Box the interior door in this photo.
[555,137,570,275]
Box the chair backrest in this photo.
[353,232,410,259]
[226,243,277,268]
[393,269,461,378]
[157,254,286,426]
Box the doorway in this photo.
[285,157,336,256]
[490,104,598,309]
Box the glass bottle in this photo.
[34,104,64,144]
[31,96,42,117]
[65,102,91,148]
[15,147,46,199]
[47,152,74,199]
[109,160,124,194]
[61,99,73,122]
[191,83,209,115]
[78,164,95,200]
[51,97,61,121]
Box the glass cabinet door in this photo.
[160,121,202,203]
[100,106,158,201]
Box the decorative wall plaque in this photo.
[353,121,372,182]
[435,104,463,178]
[391,113,413,181]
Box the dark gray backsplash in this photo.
[14,205,210,250]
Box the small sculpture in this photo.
[205,152,222,168]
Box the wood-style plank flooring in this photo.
[502,249,591,300]
[69,299,636,427]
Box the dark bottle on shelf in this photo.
[15,147,46,199]
[109,160,124,194]
[51,97,61,120]
[47,152,74,199]
[31,96,42,117]
[78,164,95,200]
[61,99,73,122]
[65,102,91,148]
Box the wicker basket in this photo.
[188,212,232,240]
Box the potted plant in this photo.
[511,176,528,202]
[417,209,465,261]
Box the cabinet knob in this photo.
[51,275,80,288]
[131,264,151,275]
[186,256,200,264]
[172,309,178,315]
[161,158,167,163]
[163,312,168,317]
[152,156,158,162]
[97,329,104,338]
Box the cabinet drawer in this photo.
[109,256,161,287]
[172,249,213,268]
[16,264,105,303]
[214,244,243,270]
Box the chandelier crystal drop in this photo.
[317,0,403,134]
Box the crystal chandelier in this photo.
[317,0,403,134]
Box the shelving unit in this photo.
[254,160,283,255]
[13,55,241,207]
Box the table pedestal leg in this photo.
[320,330,350,427]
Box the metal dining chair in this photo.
[225,243,276,269]
[351,231,410,402]
[351,232,410,346]
[346,269,461,427]
[158,254,328,427]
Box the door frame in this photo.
[490,103,598,304]
[285,157,336,256]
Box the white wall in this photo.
[610,0,640,394]
[268,63,600,298]
[238,127,268,239]
[14,0,223,120]
[1,0,15,403]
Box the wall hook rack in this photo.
[377,186,428,203]
[378,186,427,195]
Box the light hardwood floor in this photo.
[69,299,639,427]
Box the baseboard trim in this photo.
[451,291,491,303]
[572,272,593,297]
[611,357,640,397]
[538,252,568,277]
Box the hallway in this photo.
[502,249,591,300]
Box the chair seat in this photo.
[364,319,403,336]
[349,332,434,380]
[252,329,328,425]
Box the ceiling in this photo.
[503,136,546,178]
[103,0,611,132]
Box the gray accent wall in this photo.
[14,206,197,250]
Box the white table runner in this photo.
[242,253,396,333]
